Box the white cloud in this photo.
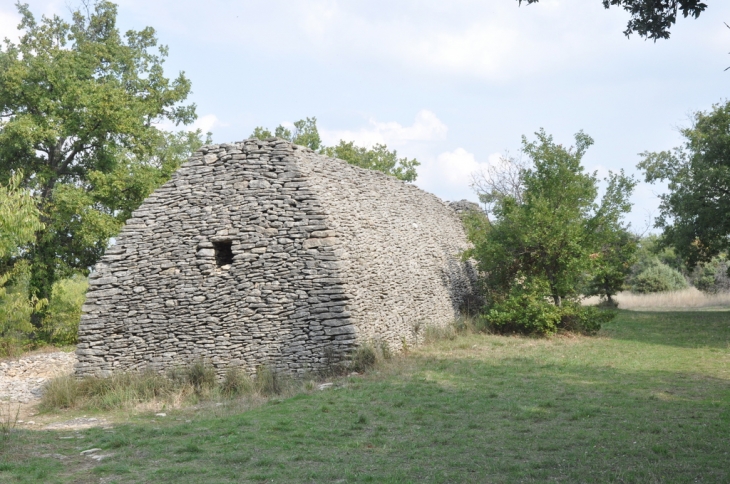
[415,148,501,203]
[192,114,227,133]
[321,110,447,148]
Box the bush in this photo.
[631,260,688,293]
[485,282,562,335]
[484,281,614,336]
[690,257,730,293]
[42,274,88,345]
[559,302,614,335]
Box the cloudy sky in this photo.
[2,1,729,230]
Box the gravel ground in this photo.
[0,351,76,404]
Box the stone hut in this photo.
[76,138,476,377]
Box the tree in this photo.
[251,118,420,182]
[638,101,730,268]
[0,172,43,346]
[0,1,198,326]
[322,141,420,182]
[466,129,635,308]
[517,0,708,40]
[251,117,322,151]
[0,171,43,264]
[585,228,638,304]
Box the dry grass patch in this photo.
[584,287,730,310]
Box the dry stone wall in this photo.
[76,139,476,378]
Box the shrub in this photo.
[631,260,688,293]
[559,302,614,335]
[483,280,614,336]
[485,282,562,335]
[42,274,88,345]
[690,257,730,294]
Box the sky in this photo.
[2,0,729,231]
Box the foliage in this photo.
[639,101,730,270]
[251,126,273,139]
[630,259,689,293]
[467,129,635,309]
[0,1,198,322]
[251,117,322,151]
[558,302,614,335]
[633,234,687,274]
[585,228,638,304]
[251,117,420,182]
[0,171,43,263]
[0,172,43,351]
[690,256,730,293]
[322,140,419,182]
[0,262,37,351]
[42,274,88,345]
[483,281,613,335]
[0,268,87,352]
[484,279,563,335]
[517,0,708,40]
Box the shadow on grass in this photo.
[2,348,729,483]
[602,309,730,349]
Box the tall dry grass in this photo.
[584,288,730,311]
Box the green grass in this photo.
[2,310,729,483]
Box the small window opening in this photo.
[213,240,234,267]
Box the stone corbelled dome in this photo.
[76,138,476,377]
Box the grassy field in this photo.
[1,310,729,483]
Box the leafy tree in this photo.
[517,0,708,40]
[0,1,198,324]
[466,129,634,333]
[638,101,730,269]
[0,171,43,264]
[251,117,322,151]
[585,228,638,305]
[690,255,730,293]
[251,126,273,139]
[467,129,635,307]
[322,141,420,182]
[291,117,322,151]
[629,259,688,293]
[251,118,420,182]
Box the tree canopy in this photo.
[517,0,708,40]
[638,100,730,268]
[0,1,201,324]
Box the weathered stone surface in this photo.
[75,138,477,378]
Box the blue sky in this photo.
[2,1,730,230]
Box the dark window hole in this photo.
[213,241,233,267]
